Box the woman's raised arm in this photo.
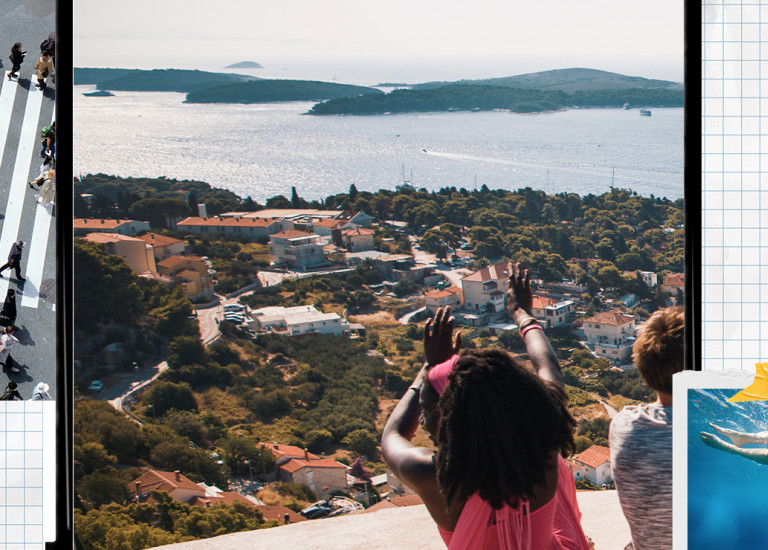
[506,262,564,387]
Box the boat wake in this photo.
[424,151,659,181]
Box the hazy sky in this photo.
[74,0,685,85]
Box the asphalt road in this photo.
[0,2,56,399]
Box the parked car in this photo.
[300,500,332,520]
[88,380,103,392]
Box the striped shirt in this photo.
[609,403,673,550]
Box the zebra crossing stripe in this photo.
[0,76,20,167]
[0,81,44,298]
[22,106,55,309]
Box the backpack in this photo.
[0,387,17,400]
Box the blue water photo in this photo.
[688,389,768,549]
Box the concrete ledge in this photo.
[151,490,630,550]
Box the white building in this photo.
[74,218,150,236]
[460,262,510,314]
[571,445,612,487]
[176,216,292,242]
[582,310,637,365]
[425,287,462,313]
[269,230,326,270]
[531,295,575,328]
[248,305,348,336]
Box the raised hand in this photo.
[423,306,462,366]
[507,262,533,316]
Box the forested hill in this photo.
[307,84,684,116]
[185,80,383,104]
[413,68,682,93]
[74,67,259,93]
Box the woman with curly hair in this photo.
[382,263,590,549]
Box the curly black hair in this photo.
[434,349,576,510]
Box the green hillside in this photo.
[308,83,683,116]
[74,67,259,93]
[184,79,383,104]
[414,68,682,93]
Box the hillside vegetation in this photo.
[185,80,383,104]
[413,68,682,93]
[308,84,683,116]
[74,68,258,93]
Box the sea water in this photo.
[688,389,768,549]
[74,86,683,203]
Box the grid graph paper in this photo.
[0,401,55,549]
[702,1,768,370]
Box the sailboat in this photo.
[396,164,416,191]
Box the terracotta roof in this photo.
[314,218,347,229]
[258,443,321,461]
[532,295,557,309]
[83,232,144,244]
[271,230,317,239]
[255,504,307,523]
[663,273,685,287]
[188,492,257,508]
[136,233,184,246]
[279,457,348,474]
[178,216,278,227]
[342,227,375,236]
[461,262,510,283]
[365,495,423,513]
[128,469,203,498]
[567,461,587,474]
[583,310,635,326]
[74,218,140,229]
[157,255,205,269]
[425,287,461,299]
[573,445,611,469]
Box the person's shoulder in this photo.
[611,404,672,448]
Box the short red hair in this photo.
[632,306,684,394]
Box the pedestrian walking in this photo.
[29,169,54,204]
[30,382,51,400]
[40,121,55,160]
[33,50,52,90]
[0,241,25,281]
[7,43,25,80]
[0,381,22,400]
[0,289,17,327]
[40,33,54,68]
[0,326,20,373]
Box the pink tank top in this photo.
[437,456,590,550]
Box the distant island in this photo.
[184,79,383,104]
[74,67,684,114]
[74,67,259,93]
[413,68,683,93]
[82,90,115,97]
[308,69,684,116]
[225,61,264,69]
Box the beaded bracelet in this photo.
[517,317,538,331]
[521,323,544,339]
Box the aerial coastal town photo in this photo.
[72,1,686,549]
